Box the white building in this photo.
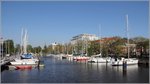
[71,34,98,44]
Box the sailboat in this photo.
[21,29,33,59]
[88,25,111,63]
[10,29,39,65]
[111,15,138,66]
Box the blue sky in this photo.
[1,1,149,47]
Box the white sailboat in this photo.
[88,24,111,63]
[111,15,138,66]
[10,29,39,65]
[11,59,38,65]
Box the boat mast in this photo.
[126,14,130,59]
[99,24,102,56]
[0,2,3,58]
[23,29,28,54]
[21,28,23,54]
[66,43,68,55]
[81,36,83,56]
[85,37,88,56]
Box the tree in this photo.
[27,45,33,53]
[3,39,14,55]
[47,45,52,54]
[63,43,73,55]
[42,45,48,55]
[102,42,109,57]
[88,41,100,56]
[106,37,126,57]
[14,44,21,54]
[33,46,42,54]
[76,40,84,55]
[132,37,149,57]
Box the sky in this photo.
[1,1,149,47]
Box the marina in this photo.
[1,55,149,83]
[1,1,149,83]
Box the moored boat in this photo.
[11,59,38,65]
[21,53,33,59]
[15,65,32,70]
[88,56,111,63]
[75,56,89,61]
[111,15,139,66]
[10,29,39,65]
[111,58,138,66]
[88,53,111,63]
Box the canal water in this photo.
[1,56,149,83]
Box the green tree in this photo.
[88,41,100,56]
[67,43,74,54]
[107,37,126,57]
[3,39,14,55]
[14,44,21,54]
[42,45,48,55]
[76,40,84,55]
[132,37,149,57]
[27,45,33,53]
[33,46,42,54]
[47,45,53,54]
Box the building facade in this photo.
[71,34,98,44]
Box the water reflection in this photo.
[19,70,31,82]
[1,56,148,83]
[122,66,127,77]
[111,64,138,78]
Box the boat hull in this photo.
[16,65,32,69]
[75,57,89,61]
[88,57,111,63]
[10,59,38,65]
[111,58,138,66]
